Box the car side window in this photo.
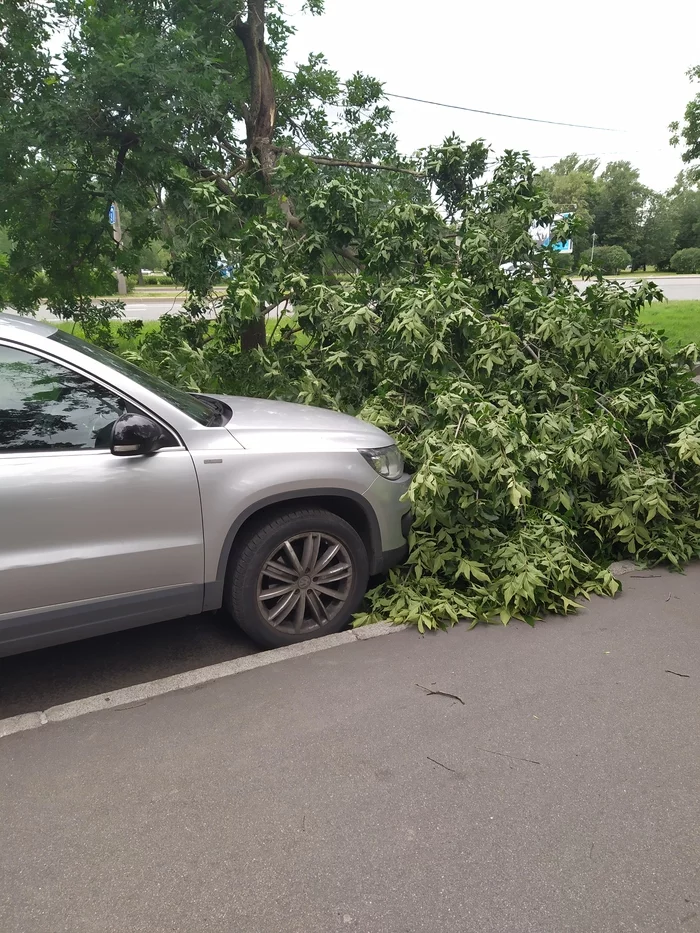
[0,345,129,453]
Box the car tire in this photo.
[227,508,370,649]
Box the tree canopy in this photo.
[672,63,700,182]
[538,154,700,271]
[0,0,421,332]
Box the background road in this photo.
[36,275,700,322]
[586,274,700,301]
[114,276,700,317]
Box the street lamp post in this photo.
[110,202,128,296]
[590,231,597,264]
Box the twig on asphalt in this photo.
[476,747,541,765]
[426,756,458,773]
[629,573,663,578]
[415,684,465,704]
[665,670,690,678]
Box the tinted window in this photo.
[49,330,224,426]
[0,346,128,452]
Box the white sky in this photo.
[284,0,700,192]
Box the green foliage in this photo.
[591,245,632,275]
[538,156,652,265]
[537,155,599,261]
[671,65,700,183]
[4,2,700,632]
[0,0,421,320]
[55,299,126,351]
[672,187,700,251]
[126,144,700,630]
[670,248,700,274]
[142,275,175,286]
[593,162,649,258]
[638,194,678,270]
[138,240,170,275]
[537,157,700,270]
[55,317,158,352]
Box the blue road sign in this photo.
[551,238,573,254]
[108,204,116,225]
[531,212,573,254]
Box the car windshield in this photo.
[49,329,222,426]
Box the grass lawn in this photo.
[639,300,700,347]
[51,314,295,352]
[48,300,700,356]
[53,320,161,352]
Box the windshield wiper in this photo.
[193,394,230,427]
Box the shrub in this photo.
[670,248,700,274]
[592,245,632,275]
[553,253,574,274]
[143,274,175,286]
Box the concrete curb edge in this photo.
[0,622,407,739]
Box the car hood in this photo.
[208,395,394,452]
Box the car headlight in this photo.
[360,445,404,480]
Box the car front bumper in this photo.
[363,471,413,574]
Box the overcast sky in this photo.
[284,0,700,192]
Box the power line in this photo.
[383,92,619,132]
[530,146,666,159]
[280,69,621,133]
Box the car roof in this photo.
[0,312,57,338]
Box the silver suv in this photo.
[0,313,411,655]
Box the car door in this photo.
[0,342,204,654]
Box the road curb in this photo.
[0,623,407,739]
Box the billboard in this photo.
[530,212,573,255]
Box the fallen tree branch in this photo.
[217,135,245,161]
[277,195,303,230]
[426,756,458,773]
[416,683,465,704]
[180,155,236,197]
[273,146,425,178]
[66,135,138,273]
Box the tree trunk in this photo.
[235,0,277,351]
[240,313,267,352]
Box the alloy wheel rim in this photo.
[256,532,354,635]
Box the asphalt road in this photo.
[577,274,700,301]
[35,274,700,323]
[116,276,700,317]
[2,566,699,933]
[118,298,186,320]
[0,611,257,720]
[42,298,187,321]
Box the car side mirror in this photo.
[110,413,165,456]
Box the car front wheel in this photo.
[227,508,369,649]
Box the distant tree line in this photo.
[537,156,700,274]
